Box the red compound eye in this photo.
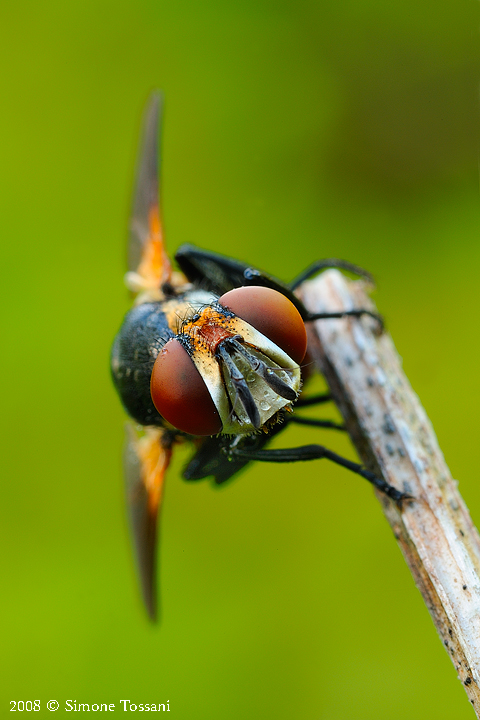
[151,339,222,436]
[219,286,307,364]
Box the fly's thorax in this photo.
[126,266,217,307]
[155,289,220,333]
[179,302,302,435]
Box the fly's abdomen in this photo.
[111,302,174,426]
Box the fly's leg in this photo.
[295,392,332,408]
[242,268,383,330]
[305,308,384,332]
[228,443,409,504]
[289,259,374,290]
[289,417,345,431]
[290,393,346,429]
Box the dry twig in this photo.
[300,269,480,715]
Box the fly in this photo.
[111,92,407,620]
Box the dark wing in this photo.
[174,244,255,295]
[174,243,309,315]
[128,91,172,289]
[124,424,172,620]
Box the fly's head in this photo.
[150,286,307,437]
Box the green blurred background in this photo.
[1,0,479,717]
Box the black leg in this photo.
[228,443,409,503]
[295,392,332,408]
[305,309,384,331]
[290,416,346,431]
[290,259,374,290]
[175,244,375,298]
[242,268,383,331]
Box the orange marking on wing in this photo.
[137,430,172,517]
[137,205,172,288]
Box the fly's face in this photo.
[151,285,306,437]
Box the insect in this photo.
[111,92,406,619]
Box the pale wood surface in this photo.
[300,270,480,715]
